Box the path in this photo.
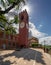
[0,48,51,65]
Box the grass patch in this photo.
[31,43,42,48]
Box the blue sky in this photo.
[28,0,51,36]
[0,0,51,37]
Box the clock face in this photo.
[26,23,29,29]
[20,22,25,28]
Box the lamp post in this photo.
[44,40,45,52]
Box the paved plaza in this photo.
[0,48,51,65]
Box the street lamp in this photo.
[44,40,45,52]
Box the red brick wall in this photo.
[19,10,29,47]
[0,32,4,38]
[0,31,19,49]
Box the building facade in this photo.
[18,10,29,47]
[0,31,18,49]
[29,37,39,44]
[0,10,38,49]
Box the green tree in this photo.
[0,14,7,29]
[0,0,26,36]
[5,15,19,34]
[0,14,19,34]
[0,14,19,42]
[0,0,26,14]
[0,0,26,33]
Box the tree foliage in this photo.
[0,14,7,28]
[0,0,26,34]
[0,0,26,14]
[0,14,19,34]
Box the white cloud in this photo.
[38,24,43,29]
[13,24,19,34]
[39,36,51,45]
[5,14,14,21]
[39,24,43,27]
[0,4,5,10]
[4,7,19,21]
[28,22,51,45]
[29,22,47,38]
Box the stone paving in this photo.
[0,48,51,65]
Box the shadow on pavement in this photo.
[0,48,46,65]
[0,60,12,65]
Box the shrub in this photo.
[31,43,39,48]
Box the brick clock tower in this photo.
[19,10,29,48]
